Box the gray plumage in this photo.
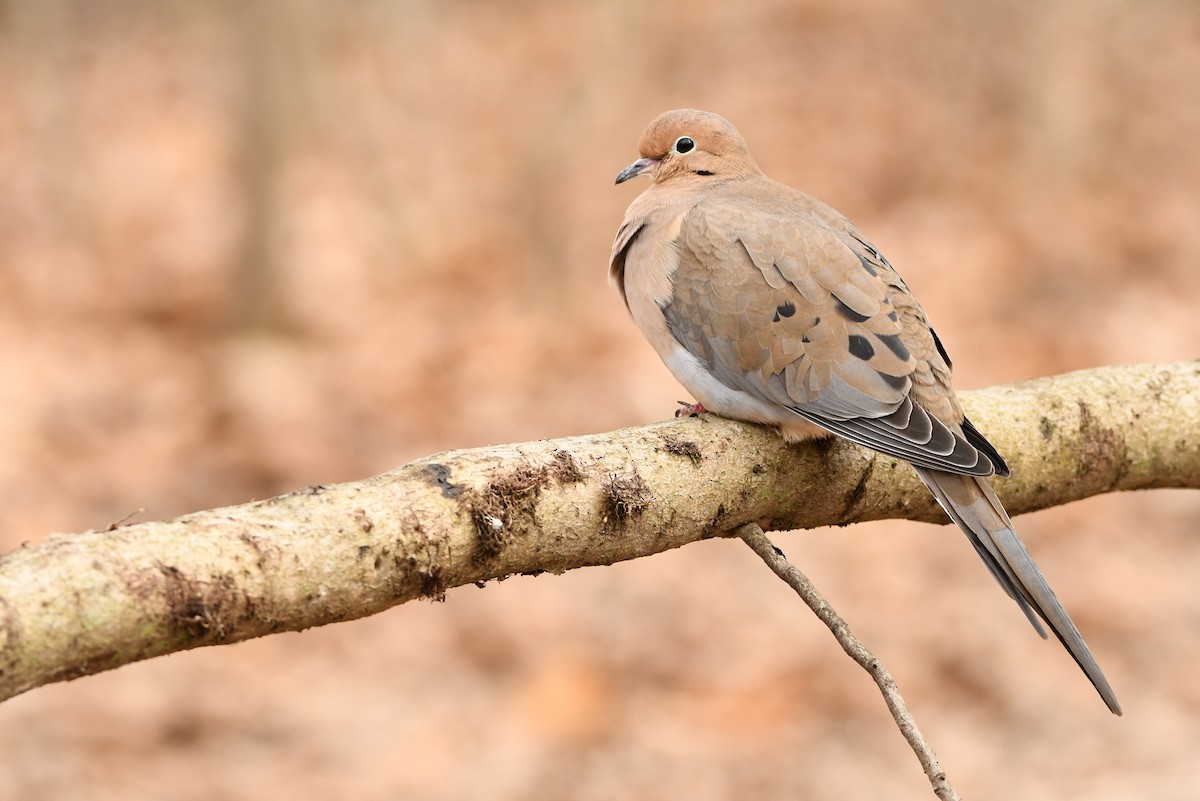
[613,108,1121,715]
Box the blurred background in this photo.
[2,1,1199,799]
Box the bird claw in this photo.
[675,400,708,418]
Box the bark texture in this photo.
[1,361,1197,703]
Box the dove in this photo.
[611,108,1120,715]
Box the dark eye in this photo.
[673,136,695,154]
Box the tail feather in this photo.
[915,467,1122,716]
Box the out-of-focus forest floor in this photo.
[2,2,1200,799]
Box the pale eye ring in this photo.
[673,136,696,154]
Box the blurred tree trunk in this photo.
[227,0,319,335]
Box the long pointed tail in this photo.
[914,467,1122,715]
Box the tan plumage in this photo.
[612,109,1120,715]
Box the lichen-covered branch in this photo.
[0,361,1197,702]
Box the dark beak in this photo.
[615,157,656,185]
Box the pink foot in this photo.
[675,400,708,418]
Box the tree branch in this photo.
[737,523,961,801]
[1,361,1197,703]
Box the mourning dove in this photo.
[611,109,1121,715]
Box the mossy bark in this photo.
[1,361,1197,703]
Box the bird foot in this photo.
[675,400,708,418]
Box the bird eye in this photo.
[673,136,695,154]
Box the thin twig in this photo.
[736,523,961,801]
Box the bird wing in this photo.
[663,185,1006,476]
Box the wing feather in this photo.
[663,188,1003,476]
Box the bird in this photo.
[611,108,1121,715]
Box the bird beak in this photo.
[615,157,656,185]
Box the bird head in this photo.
[615,109,761,186]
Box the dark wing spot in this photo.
[876,333,911,361]
[695,170,714,176]
[879,372,909,390]
[800,320,817,344]
[930,327,953,369]
[857,255,878,276]
[774,301,796,321]
[847,334,875,361]
[835,299,871,323]
[849,232,880,258]
[887,311,898,321]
